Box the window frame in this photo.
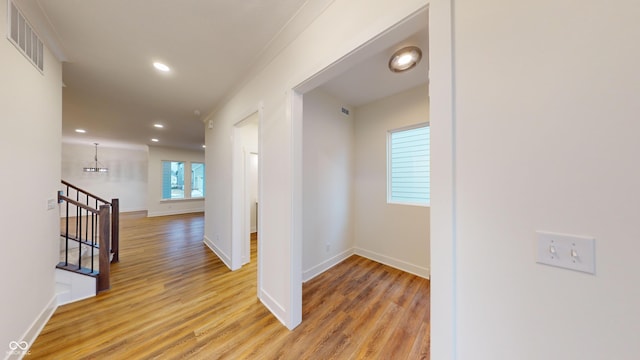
[161,160,186,200]
[190,162,205,198]
[387,122,430,207]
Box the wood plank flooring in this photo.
[31,212,430,359]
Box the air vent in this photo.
[7,1,44,72]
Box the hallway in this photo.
[31,212,430,358]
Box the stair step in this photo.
[56,262,99,277]
[55,282,71,295]
[55,268,97,305]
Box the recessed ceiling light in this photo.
[151,138,159,142]
[388,46,422,73]
[75,129,86,133]
[154,124,164,128]
[153,62,170,72]
[202,144,206,148]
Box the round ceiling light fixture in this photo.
[153,62,170,72]
[388,46,422,73]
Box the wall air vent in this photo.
[7,0,44,72]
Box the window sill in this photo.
[160,197,205,203]
[387,201,430,208]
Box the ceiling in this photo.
[320,27,429,107]
[19,0,427,151]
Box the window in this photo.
[388,123,430,206]
[191,162,205,198]
[162,161,184,199]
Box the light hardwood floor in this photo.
[31,212,430,359]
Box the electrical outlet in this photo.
[536,231,595,274]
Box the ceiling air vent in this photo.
[7,0,44,72]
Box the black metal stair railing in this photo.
[58,180,119,294]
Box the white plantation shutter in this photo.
[388,124,430,205]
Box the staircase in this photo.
[56,180,119,305]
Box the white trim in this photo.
[159,198,205,203]
[288,3,431,333]
[387,200,430,208]
[289,90,304,330]
[354,247,430,279]
[389,121,431,133]
[256,101,264,310]
[231,125,243,270]
[203,236,235,270]
[258,288,288,328]
[147,208,204,217]
[429,0,457,358]
[302,247,430,283]
[386,122,430,206]
[231,108,260,271]
[4,295,57,360]
[303,248,354,282]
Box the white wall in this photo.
[354,84,429,278]
[204,0,428,329]
[61,142,148,213]
[430,0,640,359]
[147,146,204,217]
[302,88,355,281]
[0,1,62,355]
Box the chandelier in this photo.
[83,143,109,173]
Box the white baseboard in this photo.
[303,248,354,282]
[5,295,57,360]
[258,288,288,329]
[203,236,232,270]
[354,247,430,279]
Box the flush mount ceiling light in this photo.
[388,46,422,73]
[153,62,170,72]
[83,143,108,173]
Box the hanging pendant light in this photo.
[83,143,109,173]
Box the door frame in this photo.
[232,107,262,270]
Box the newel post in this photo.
[97,205,111,293]
[111,198,120,263]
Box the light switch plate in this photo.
[536,231,596,274]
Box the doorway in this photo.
[292,5,430,322]
[232,111,260,269]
